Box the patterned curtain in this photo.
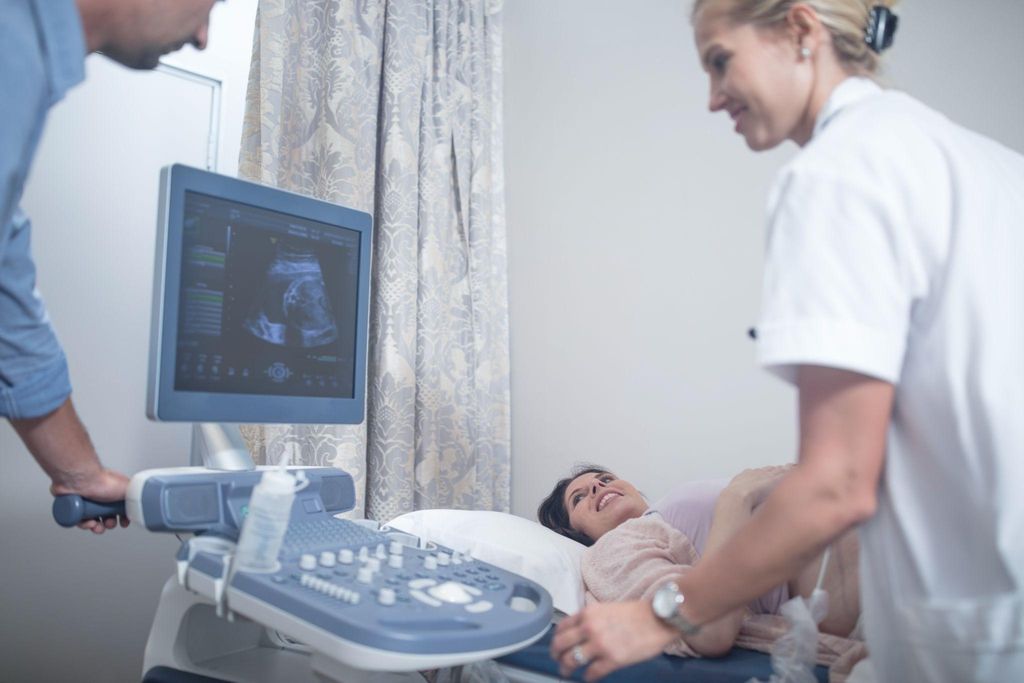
[238,0,510,521]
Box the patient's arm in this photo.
[684,466,791,655]
[578,471,784,660]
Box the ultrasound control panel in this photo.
[125,467,553,671]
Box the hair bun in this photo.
[865,5,899,53]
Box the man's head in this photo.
[537,464,648,546]
[76,0,220,70]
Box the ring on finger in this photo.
[571,644,589,667]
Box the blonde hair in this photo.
[692,0,900,75]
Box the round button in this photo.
[338,549,354,564]
[319,551,336,568]
[299,554,317,571]
[378,588,396,606]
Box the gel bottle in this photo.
[233,468,296,573]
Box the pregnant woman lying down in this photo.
[538,465,867,679]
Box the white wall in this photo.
[503,0,1024,518]
[0,3,257,681]
[1,1,1020,678]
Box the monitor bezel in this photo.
[147,164,373,424]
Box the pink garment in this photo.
[581,515,867,683]
[649,479,790,615]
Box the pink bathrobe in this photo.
[581,515,868,683]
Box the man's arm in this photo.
[10,397,129,533]
[552,366,891,681]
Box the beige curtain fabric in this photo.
[238,0,510,520]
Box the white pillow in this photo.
[386,509,586,614]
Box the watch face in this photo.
[652,585,676,619]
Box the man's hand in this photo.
[10,398,131,534]
[50,467,130,533]
[551,601,677,681]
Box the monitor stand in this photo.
[191,423,255,471]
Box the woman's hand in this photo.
[551,601,677,681]
[723,465,792,509]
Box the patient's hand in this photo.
[551,601,677,682]
[723,465,792,509]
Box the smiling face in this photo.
[564,472,649,543]
[694,10,817,150]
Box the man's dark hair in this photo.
[536,463,612,547]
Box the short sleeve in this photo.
[756,167,914,385]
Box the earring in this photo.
[800,46,811,59]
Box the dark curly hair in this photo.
[536,463,613,547]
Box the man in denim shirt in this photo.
[1,0,218,532]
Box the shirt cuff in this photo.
[0,351,72,419]
[756,318,906,385]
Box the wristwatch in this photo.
[651,580,701,636]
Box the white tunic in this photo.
[756,77,1024,681]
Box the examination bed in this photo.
[66,472,830,683]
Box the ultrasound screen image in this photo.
[174,191,361,398]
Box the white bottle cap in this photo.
[259,468,296,494]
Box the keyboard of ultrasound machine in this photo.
[138,467,552,659]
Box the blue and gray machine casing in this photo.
[129,466,552,679]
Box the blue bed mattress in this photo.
[496,626,829,682]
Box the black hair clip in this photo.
[865,5,899,53]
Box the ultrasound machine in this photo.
[51,165,552,682]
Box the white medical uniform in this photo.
[756,77,1024,682]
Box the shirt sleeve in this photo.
[0,208,71,419]
[756,167,916,385]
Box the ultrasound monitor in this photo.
[147,165,372,425]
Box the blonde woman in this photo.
[551,2,1024,681]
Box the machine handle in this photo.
[52,495,126,528]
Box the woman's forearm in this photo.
[674,368,890,628]
[678,463,872,627]
[679,488,758,655]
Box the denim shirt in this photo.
[0,0,85,418]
